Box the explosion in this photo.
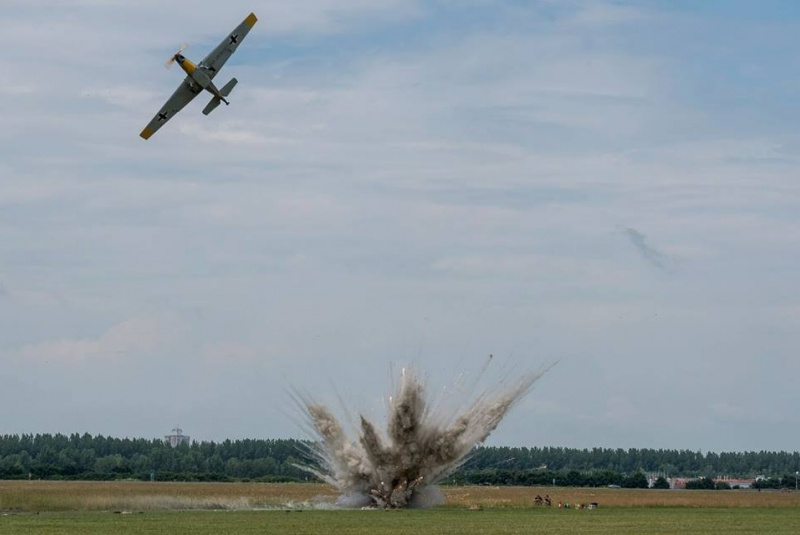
[296,360,552,508]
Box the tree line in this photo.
[0,434,313,482]
[447,469,651,488]
[462,446,800,478]
[1,434,798,485]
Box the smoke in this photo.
[295,360,553,508]
[622,227,671,271]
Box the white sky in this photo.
[1,0,799,452]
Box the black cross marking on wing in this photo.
[157,112,169,122]
[229,34,239,45]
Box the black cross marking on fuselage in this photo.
[157,112,168,121]
[229,34,239,45]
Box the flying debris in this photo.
[296,362,554,508]
[139,12,258,140]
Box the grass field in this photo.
[3,481,800,511]
[3,508,800,535]
[2,482,800,534]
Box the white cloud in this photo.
[9,316,182,364]
[1,0,799,449]
[568,1,647,27]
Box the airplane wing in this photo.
[198,12,258,79]
[139,78,201,140]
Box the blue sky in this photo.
[1,0,799,452]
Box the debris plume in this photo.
[297,361,552,508]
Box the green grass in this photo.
[3,508,800,535]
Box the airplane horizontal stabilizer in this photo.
[202,96,222,115]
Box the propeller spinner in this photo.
[164,43,188,69]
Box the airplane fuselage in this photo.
[175,54,228,104]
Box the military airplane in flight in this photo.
[140,12,258,140]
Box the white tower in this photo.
[164,426,191,448]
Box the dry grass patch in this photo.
[0,481,337,512]
[441,486,800,508]
[3,481,800,512]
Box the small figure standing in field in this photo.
[534,494,543,506]
[544,494,551,506]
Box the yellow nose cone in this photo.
[180,58,197,74]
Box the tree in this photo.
[652,476,670,489]
[622,472,649,489]
[94,454,126,475]
[685,477,715,490]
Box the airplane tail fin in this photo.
[220,78,238,97]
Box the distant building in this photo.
[670,477,689,489]
[164,426,190,448]
[714,477,755,489]
[646,473,668,488]
[666,476,756,489]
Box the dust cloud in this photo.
[296,360,552,508]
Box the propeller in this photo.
[164,43,187,69]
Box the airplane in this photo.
[140,12,258,140]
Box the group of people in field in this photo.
[534,494,598,509]
[533,494,551,506]
[557,501,593,509]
